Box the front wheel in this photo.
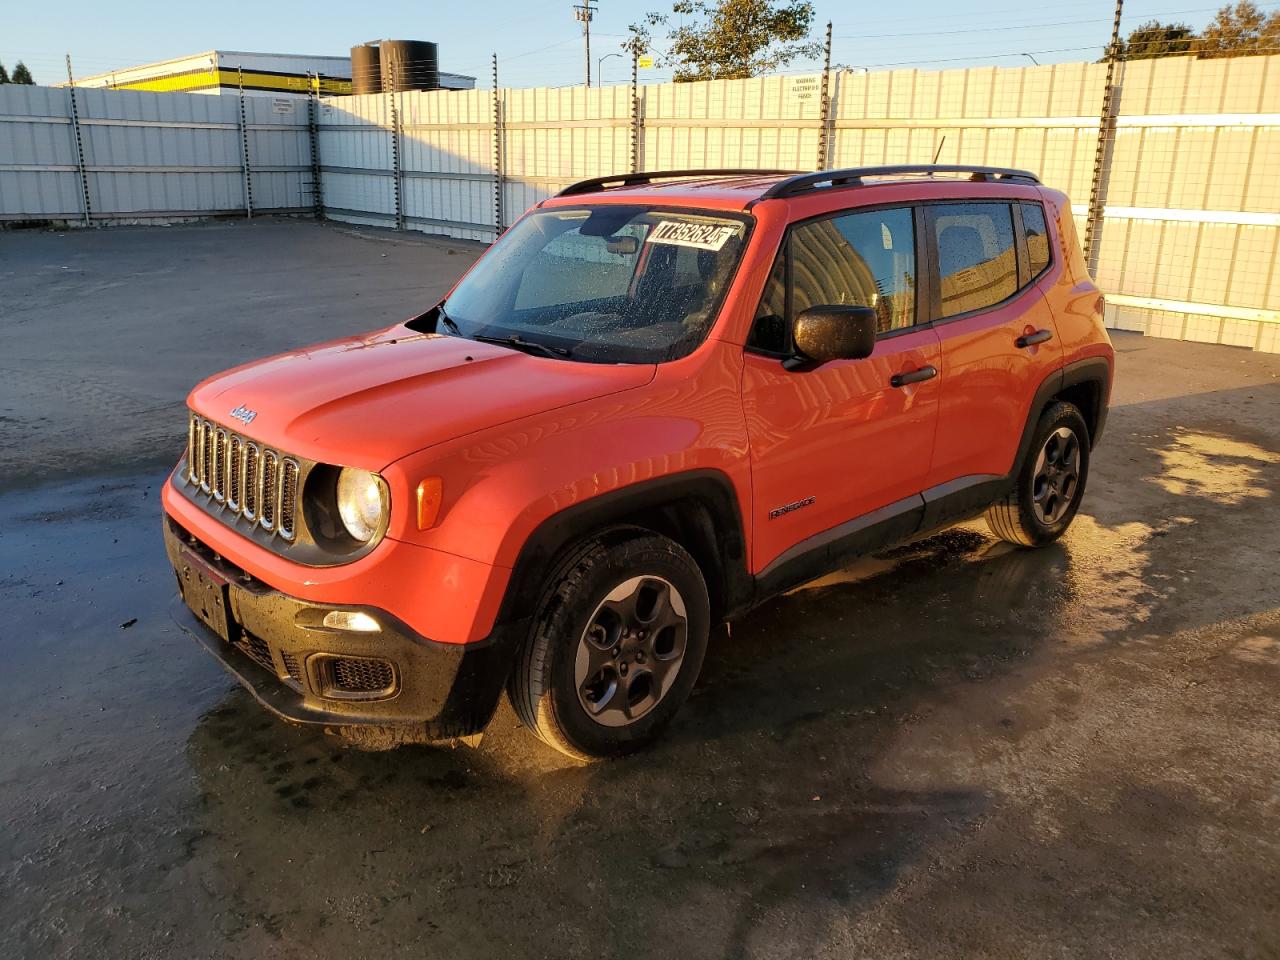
[508,531,710,761]
[986,401,1090,547]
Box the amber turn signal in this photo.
[416,477,443,530]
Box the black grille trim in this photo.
[185,413,298,543]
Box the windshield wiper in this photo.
[437,304,571,360]
[436,304,462,336]
[472,334,573,360]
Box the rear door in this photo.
[741,204,942,574]
[923,200,1063,491]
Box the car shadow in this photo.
[176,381,1280,957]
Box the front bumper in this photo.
[164,516,520,742]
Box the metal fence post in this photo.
[64,54,92,227]
[236,67,254,218]
[492,53,505,235]
[630,49,643,174]
[307,71,324,220]
[1084,0,1124,272]
[818,22,833,171]
[388,88,403,230]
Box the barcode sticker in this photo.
[647,221,738,251]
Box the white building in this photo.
[63,49,475,98]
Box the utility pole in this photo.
[574,0,598,87]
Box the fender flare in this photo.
[492,468,754,631]
[1012,357,1112,479]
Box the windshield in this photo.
[435,205,751,363]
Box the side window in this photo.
[933,202,1017,319]
[791,208,916,333]
[748,206,917,353]
[748,251,788,354]
[1021,201,1052,279]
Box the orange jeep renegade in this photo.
[164,165,1113,760]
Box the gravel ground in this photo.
[1,219,1278,959]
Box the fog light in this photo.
[322,610,381,632]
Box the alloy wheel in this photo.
[1031,426,1081,525]
[574,576,688,728]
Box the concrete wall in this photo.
[3,55,1278,350]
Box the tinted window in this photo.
[1021,201,1051,278]
[934,202,1017,318]
[748,252,788,353]
[791,208,916,333]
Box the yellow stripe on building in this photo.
[107,69,352,95]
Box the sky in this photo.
[2,0,1275,89]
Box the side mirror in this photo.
[790,305,877,366]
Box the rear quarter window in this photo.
[1021,201,1052,279]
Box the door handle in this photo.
[1016,328,1054,348]
[890,365,938,388]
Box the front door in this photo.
[742,205,942,575]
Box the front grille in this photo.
[201,421,214,493]
[243,443,260,520]
[331,657,395,693]
[212,428,227,502]
[260,450,278,530]
[279,460,299,539]
[281,652,304,683]
[186,412,298,542]
[227,436,243,510]
[235,632,275,673]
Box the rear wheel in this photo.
[508,531,710,761]
[986,401,1090,547]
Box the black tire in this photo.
[986,401,1091,547]
[507,530,710,761]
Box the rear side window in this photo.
[933,202,1017,319]
[1021,201,1052,279]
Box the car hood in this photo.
[188,325,656,469]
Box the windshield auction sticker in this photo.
[647,220,738,251]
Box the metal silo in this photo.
[350,43,382,95]
[378,40,440,92]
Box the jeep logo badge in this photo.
[229,404,257,425]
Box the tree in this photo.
[1116,20,1198,59]
[1197,0,1280,57]
[11,61,34,84]
[627,0,822,82]
[0,62,9,83]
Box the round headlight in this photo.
[335,468,386,542]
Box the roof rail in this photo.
[556,169,803,198]
[759,165,1041,200]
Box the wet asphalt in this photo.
[2,220,1279,959]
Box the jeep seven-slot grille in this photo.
[186,412,299,541]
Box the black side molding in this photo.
[754,495,925,600]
